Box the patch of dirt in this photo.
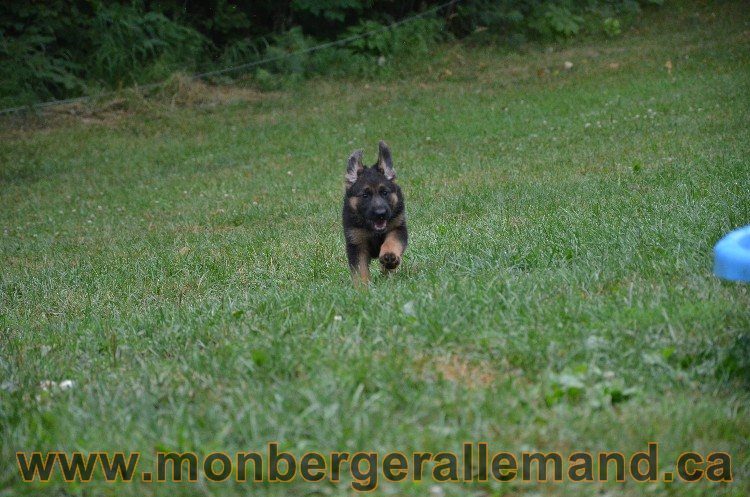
[416,353,498,389]
[155,73,266,108]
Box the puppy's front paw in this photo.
[379,252,400,270]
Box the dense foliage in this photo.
[0,0,663,107]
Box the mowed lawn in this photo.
[1,2,749,496]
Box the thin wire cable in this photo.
[0,0,460,115]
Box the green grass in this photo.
[1,2,750,496]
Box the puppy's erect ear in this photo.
[376,140,396,180]
[345,149,364,186]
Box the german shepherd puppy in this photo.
[342,140,407,285]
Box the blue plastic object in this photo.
[714,224,750,282]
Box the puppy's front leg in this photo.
[379,228,406,273]
[347,244,371,286]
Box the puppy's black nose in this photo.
[373,207,387,218]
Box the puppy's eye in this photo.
[380,190,389,197]
[361,191,371,198]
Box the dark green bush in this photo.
[88,3,206,87]
[0,0,663,108]
[453,0,658,43]
[0,32,83,108]
[0,1,89,107]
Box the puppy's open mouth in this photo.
[373,220,387,231]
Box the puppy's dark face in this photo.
[346,168,400,233]
[343,142,404,234]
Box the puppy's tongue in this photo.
[374,220,387,230]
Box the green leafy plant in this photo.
[219,37,264,68]
[0,32,83,107]
[88,3,206,86]
[545,365,639,409]
[262,27,313,76]
[528,3,584,39]
[346,20,394,58]
[603,17,622,37]
[344,16,444,68]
